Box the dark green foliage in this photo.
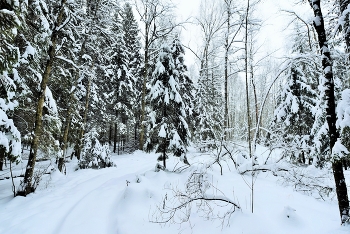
[78,129,114,169]
[146,37,194,167]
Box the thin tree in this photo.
[21,0,69,196]
[223,0,243,139]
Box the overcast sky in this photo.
[170,0,312,66]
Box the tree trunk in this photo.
[343,158,348,170]
[309,0,350,224]
[117,123,120,155]
[22,0,67,196]
[58,111,71,173]
[139,18,149,150]
[224,16,229,139]
[109,124,112,145]
[0,157,3,171]
[76,78,91,160]
[339,0,350,51]
[333,160,350,223]
[244,0,252,159]
[139,48,148,150]
[163,138,166,168]
[114,122,117,153]
[339,0,350,85]
[250,57,259,142]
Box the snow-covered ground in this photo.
[0,146,349,234]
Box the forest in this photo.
[1,0,350,233]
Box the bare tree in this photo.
[223,0,243,139]
[196,0,225,81]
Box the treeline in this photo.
[1,0,350,222]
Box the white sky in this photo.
[131,0,312,72]
[171,0,312,67]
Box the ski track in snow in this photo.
[0,149,350,234]
[0,153,157,234]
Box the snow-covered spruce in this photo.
[78,129,115,169]
[336,89,350,160]
[0,1,23,166]
[268,23,326,166]
[270,56,317,164]
[145,37,194,168]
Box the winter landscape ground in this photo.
[0,145,349,234]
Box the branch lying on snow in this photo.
[151,194,240,224]
[239,166,289,175]
[177,194,241,209]
[150,171,240,226]
[278,166,335,201]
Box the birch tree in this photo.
[20,0,70,196]
[308,0,350,224]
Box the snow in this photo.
[0,146,349,234]
[332,138,349,159]
[158,124,167,138]
[22,44,36,60]
[314,16,322,26]
[337,89,350,129]
[337,4,350,30]
[324,65,332,74]
[44,87,58,114]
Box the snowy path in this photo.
[0,152,158,234]
[0,150,350,234]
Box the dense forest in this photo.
[1,0,350,229]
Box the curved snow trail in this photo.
[0,153,158,234]
[0,149,349,234]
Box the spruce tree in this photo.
[273,62,317,164]
[122,2,143,145]
[146,38,193,168]
[172,36,195,133]
[105,10,133,153]
[270,23,320,165]
[193,60,223,143]
[0,0,24,169]
[73,0,119,158]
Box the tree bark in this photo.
[139,44,148,150]
[22,0,67,195]
[109,124,112,145]
[76,78,91,160]
[0,157,3,171]
[114,122,117,153]
[139,5,149,150]
[339,0,350,51]
[58,111,71,173]
[224,8,229,139]
[163,138,166,168]
[250,54,259,141]
[308,0,350,224]
[244,0,252,159]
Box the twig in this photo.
[10,161,16,197]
